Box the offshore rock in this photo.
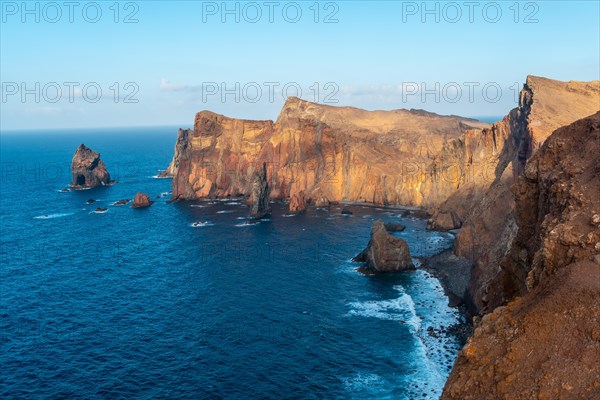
[289,191,307,213]
[71,144,113,188]
[354,220,414,273]
[132,192,153,208]
[249,163,271,219]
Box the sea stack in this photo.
[289,191,307,213]
[354,220,414,273]
[249,163,271,219]
[132,192,153,208]
[71,144,113,188]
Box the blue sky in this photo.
[1,0,599,130]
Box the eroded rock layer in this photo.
[442,112,600,400]
[167,98,487,205]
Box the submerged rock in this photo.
[113,199,130,206]
[132,192,153,208]
[289,191,307,213]
[71,144,113,188]
[249,163,270,219]
[86,198,95,205]
[341,207,353,215]
[353,220,414,273]
[384,223,405,232]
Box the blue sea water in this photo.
[1,128,463,399]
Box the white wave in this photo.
[341,373,385,392]
[217,210,234,214]
[282,214,296,217]
[235,221,260,227]
[190,221,215,228]
[346,287,421,333]
[34,212,74,219]
[225,201,240,205]
[90,209,108,214]
[190,204,206,208]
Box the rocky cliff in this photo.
[166,97,487,205]
[442,112,600,400]
[446,76,600,316]
[71,144,113,188]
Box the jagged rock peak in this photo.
[249,162,271,219]
[71,144,113,188]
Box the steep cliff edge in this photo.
[442,112,600,400]
[427,76,599,316]
[166,97,487,205]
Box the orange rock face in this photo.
[167,97,487,205]
[288,191,307,213]
[442,112,600,400]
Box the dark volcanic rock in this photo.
[289,191,307,213]
[113,199,130,206]
[249,163,271,219]
[384,223,405,232]
[341,207,353,215]
[132,192,153,208]
[86,198,95,205]
[354,220,414,273]
[71,144,112,188]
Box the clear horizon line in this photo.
[0,115,505,133]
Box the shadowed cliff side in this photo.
[427,76,600,316]
[442,112,600,400]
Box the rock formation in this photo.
[132,192,153,208]
[289,191,307,213]
[166,97,487,205]
[353,220,414,273]
[442,112,600,399]
[113,199,130,206]
[159,128,191,178]
[71,144,113,188]
[383,223,405,232]
[440,76,600,316]
[314,196,330,208]
[249,163,271,218]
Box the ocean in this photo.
[0,127,464,399]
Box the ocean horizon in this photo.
[1,128,466,399]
